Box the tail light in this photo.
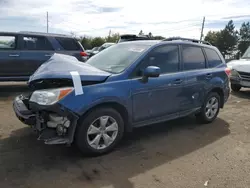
[225,67,231,77]
[80,51,88,56]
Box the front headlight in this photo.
[231,69,240,77]
[30,87,73,105]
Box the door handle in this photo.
[172,79,183,85]
[206,73,212,79]
[9,54,19,57]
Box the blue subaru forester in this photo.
[13,37,230,155]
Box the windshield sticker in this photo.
[128,48,145,53]
[70,71,83,96]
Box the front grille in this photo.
[238,71,250,81]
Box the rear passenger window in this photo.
[183,46,205,70]
[0,36,16,49]
[23,36,53,50]
[204,48,223,68]
[55,37,81,50]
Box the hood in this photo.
[227,59,250,70]
[28,53,111,83]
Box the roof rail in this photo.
[19,31,69,37]
[162,37,211,45]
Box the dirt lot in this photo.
[0,83,250,188]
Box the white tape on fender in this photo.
[70,71,83,96]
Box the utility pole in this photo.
[46,11,49,33]
[108,30,111,38]
[200,16,205,41]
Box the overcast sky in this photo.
[1,0,250,38]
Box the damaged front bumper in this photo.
[13,94,79,145]
[230,76,250,88]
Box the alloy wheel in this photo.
[87,116,118,150]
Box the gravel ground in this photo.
[0,82,250,188]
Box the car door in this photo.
[0,34,23,76]
[203,47,225,83]
[130,44,185,123]
[180,45,208,112]
[19,35,54,76]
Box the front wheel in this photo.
[196,92,220,124]
[75,107,124,155]
[231,83,241,92]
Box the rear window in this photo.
[55,37,81,51]
[204,48,223,68]
[87,43,151,73]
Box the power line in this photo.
[200,16,205,41]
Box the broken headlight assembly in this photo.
[230,69,240,77]
[30,87,73,105]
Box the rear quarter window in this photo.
[204,48,223,68]
[55,37,81,51]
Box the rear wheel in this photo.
[196,92,220,124]
[76,107,124,155]
[231,83,241,92]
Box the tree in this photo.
[105,33,120,43]
[90,37,105,48]
[238,22,250,55]
[205,20,238,57]
[221,20,238,56]
[139,30,144,35]
[204,31,220,46]
[77,31,165,50]
[80,36,92,49]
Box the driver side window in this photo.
[133,45,180,77]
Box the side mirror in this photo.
[143,66,160,78]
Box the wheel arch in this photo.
[209,87,224,108]
[77,101,132,133]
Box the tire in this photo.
[75,107,124,156]
[196,92,220,124]
[231,83,241,92]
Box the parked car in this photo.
[117,34,151,43]
[85,46,100,58]
[0,31,88,81]
[85,46,99,55]
[13,37,230,155]
[87,43,115,58]
[228,46,250,91]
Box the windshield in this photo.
[242,46,250,59]
[87,43,151,73]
